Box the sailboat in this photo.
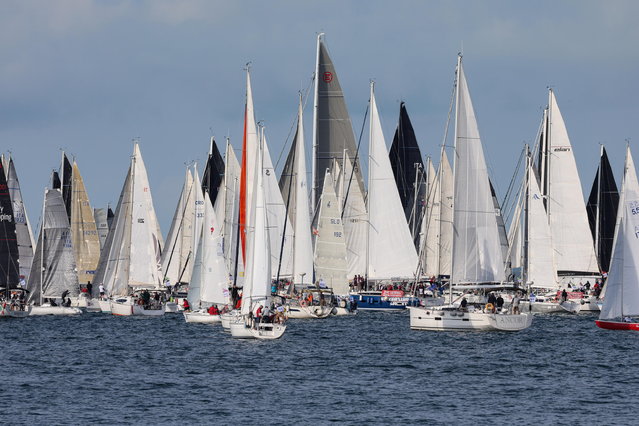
[353,83,421,311]
[27,187,82,315]
[510,148,581,314]
[69,160,101,309]
[279,95,325,318]
[184,191,230,323]
[4,155,36,285]
[0,159,31,318]
[596,145,639,330]
[92,143,165,316]
[537,90,600,286]
[230,123,286,340]
[409,55,532,331]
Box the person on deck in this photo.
[561,289,568,303]
[496,295,504,312]
[208,305,219,315]
[183,299,191,311]
[511,293,521,314]
[460,297,468,311]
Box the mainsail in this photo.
[0,160,20,288]
[70,161,101,285]
[279,97,313,284]
[202,137,225,207]
[6,156,35,282]
[367,84,419,280]
[451,57,505,284]
[586,146,619,273]
[93,144,163,296]
[537,90,598,276]
[312,34,365,210]
[61,153,73,223]
[28,188,79,303]
[94,207,112,250]
[188,191,229,308]
[599,146,639,320]
[389,102,426,244]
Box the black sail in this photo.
[314,38,364,208]
[61,153,72,223]
[0,161,20,288]
[52,171,61,190]
[201,138,225,206]
[586,147,619,273]
[389,102,425,243]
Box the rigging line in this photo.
[501,146,526,225]
[340,101,370,219]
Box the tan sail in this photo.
[71,161,101,284]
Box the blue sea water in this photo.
[1,311,636,425]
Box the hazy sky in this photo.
[2,0,638,232]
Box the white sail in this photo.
[262,136,294,278]
[6,157,35,282]
[367,84,418,280]
[129,144,163,289]
[243,70,259,240]
[188,191,229,308]
[452,58,505,284]
[314,169,348,294]
[241,135,271,316]
[420,157,441,277]
[290,98,314,285]
[161,169,195,284]
[600,146,639,319]
[94,208,110,250]
[28,188,79,303]
[439,150,454,277]
[341,153,368,278]
[507,194,523,272]
[192,166,204,264]
[526,159,558,289]
[544,90,598,275]
[70,161,101,285]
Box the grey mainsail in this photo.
[6,157,35,283]
[28,189,79,303]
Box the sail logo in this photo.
[0,206,12,222]
[533,193,541,200]
[323,72,333,83]
[553,147,571,152]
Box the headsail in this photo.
[0,160,20,288]
[6,157,35,283]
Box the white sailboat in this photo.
[230,123,286,340]
[537,90,600,285]
[596,145,639,330]
[184,191,230,323]
[409,56,532,331]
[93,143,165,316]
[28,188,82,316]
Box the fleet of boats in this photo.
[1,35,637,335]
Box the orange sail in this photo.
[239,104,248,263]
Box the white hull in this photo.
[110,299,165,316]
[183,310,221,323]
[579,296,601,312]
[229,320,255,338]
[521,300,582,314]
[230,319,286,339]
[29,305,82,316]
[408,306,532,331]
[333,307,357,316]
[221,310,241,330]
[0,304,31,318]
[286,305,334,319]
[98,299,111,313]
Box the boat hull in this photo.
[286,305,334,319]
[351,292,420,311]
[165,302,179,313]
[229,320,255,338]
[183,311,221,323]
[408,306,532,331]
[333,307,357,316]
[29,305,82,316]
[0,303,31,318]
[98,299,111,313]
[595,320,639,330]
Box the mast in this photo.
[311,33,323,215]
[450,54,461,288]
[523,146,530,287]
[39,188,46,306]
[595,144,603,262]
[365,81,373,286]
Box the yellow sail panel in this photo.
[71,161,101,284]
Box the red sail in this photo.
[238,105,248,263]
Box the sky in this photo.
[2,0,638,232]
